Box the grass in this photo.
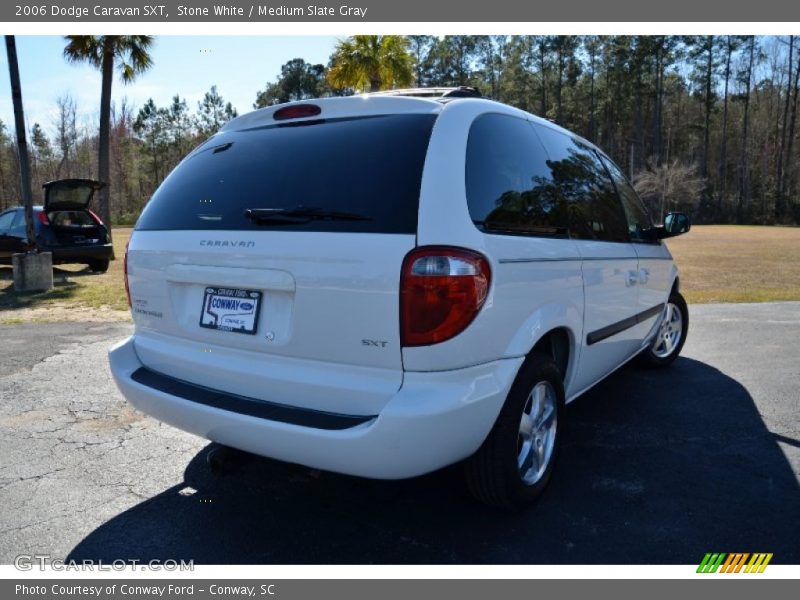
[0,228,131,321]
[666,225,800,304]
[0,225,797,324]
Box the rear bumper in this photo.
[50,243,114,264]
[109,335,522,479]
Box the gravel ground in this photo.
[0,303,798,564]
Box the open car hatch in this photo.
[43,178,105,211]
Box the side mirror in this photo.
[658,212,691,238]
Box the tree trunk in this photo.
[634,67,644,172]
[613,60,624,158]
[718,36,733,220]
[484,37,498,98]
[776,35,794,222]
[555,46,564,124]
[0,147,7,211]
[603,56,614,151]
[537,38,547,117]
[98,38,114,241]
[785,49,800,200]
[494,36,506,100]
[369,73,381,92]
[586,38,597,142]
[652,43,664,165]
[702,36,714,182]
[150,139,160,188]
[738,37,755,224]
[589,55,596,141]
[4,35,35,251]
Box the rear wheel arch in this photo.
[529,327,572,383]
[671,276,680,295]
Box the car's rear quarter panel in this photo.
[409,100,585,395]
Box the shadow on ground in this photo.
[67,357,800,564]
[0,265,99,309]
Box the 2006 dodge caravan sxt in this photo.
[109,88,691,509]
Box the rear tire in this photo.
[464,352,564,510]
[638,291,689,368]
[88,259,109,273]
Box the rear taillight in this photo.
[123,239,131,308]
[87,209,104,227]
[37,212,49,225]
[400,247,491,347]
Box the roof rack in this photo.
[366,86,482,100]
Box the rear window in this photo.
[135,114,438,234]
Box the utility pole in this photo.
[5,36,35,250]
[5,35,52,291]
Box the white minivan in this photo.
[109,88,691,509]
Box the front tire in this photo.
[464,353,564,510]
[638,290,689,368]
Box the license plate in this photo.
[199,287,262,335]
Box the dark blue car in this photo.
[0,179,114,272]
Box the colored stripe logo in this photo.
[697,553,773,573]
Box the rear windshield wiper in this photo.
[245,206,372,224]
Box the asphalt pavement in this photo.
[0,303,798,564]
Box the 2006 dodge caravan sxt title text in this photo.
[109,89,691,509]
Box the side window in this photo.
[532,125,629,243]
[600,155,653,243]
[0,211,16,232]
[466,113,567,236]
[9,210,26,237]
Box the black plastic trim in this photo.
[586,304,664,346]
[131,367,376,430]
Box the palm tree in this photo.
[63,36,154,237]
[327,36,414,93]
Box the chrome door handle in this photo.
[625,271,639,286]
[638,268,650,284]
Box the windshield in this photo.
[135,113,438,234]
